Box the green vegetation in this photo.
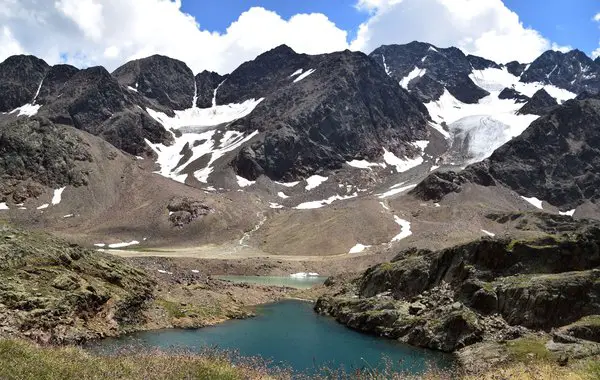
[506,336,556,362]
[0,339,277,380]
[0,224,155,342]
[156,299,233,320]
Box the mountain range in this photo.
[1,41,600,255]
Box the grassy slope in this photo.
[0,339,275,380]
[1,338,598,380]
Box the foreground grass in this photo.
[1,339,598,380]
[0,339,279,380]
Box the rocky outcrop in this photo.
[0,117,92,203]
[520,50,600,94]
[0,225,155,344]
[503,61,527,77]
[229,46,430,181]
[498,88,529,103]
[0,55,49,112]
[467,55,500,70]
[370,42,490,103]
[316,214,600,353]
[39,66,173,155]
[517,88,558,115]
[412,95,600,209]
[36,64,80,105]
[167,197,212,227]
[112,54,195,111]
[215,45,311,105]
[194,71,227,108]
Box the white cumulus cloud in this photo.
[0,0,579,74]
[350,0,553,63]
[0,0,349,73]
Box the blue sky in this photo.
[181,0,599,56]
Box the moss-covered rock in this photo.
[0,224,155,343]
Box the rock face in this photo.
[370,42,490,103]
[0,55,49,112]
[112,54,195,111]
[0,225,154,343]
[412,95,600,209]
[229,46,430,181]
[0,117,92,202]
[36,64,80,105]
[467,55,501,70]
[215,45,311,105]
[498,88,530,103]
[39,66,173,155]
[167,197,212,227]
[194,71,227,108]
[517,88,558,115]
[520,50,600,94]
[316,213,600,352]
[504,61,528,77]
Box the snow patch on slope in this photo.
[559,209,576,216]
[391,216,412,242]
[383,149,423,173]
[236,176,255,188]
[52,187,66,205]
[146,98,263,130]
[305,175,328,190]
[293,69,316,83]
[521,196,544,210]
[400,67,427,89]
[349,244,370,254]
[294,193,357,210]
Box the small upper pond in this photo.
[89,300,454,376]
[214,274,327,289]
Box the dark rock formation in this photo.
[520,50,600,94]
[316,215,600,352]
[228,46,430,181]
[504,61,527,77]
[36,64,79,104]
[370,42,490,103]
[517,88,559,115]
[467,55,501,70]
[39,66,173,155]
[0,117,92,202]
[194,71,227,108]
[412,96,600,209]
[215,45,311,105]
[0,55,49,112]
[498,88,529,103]
[167,197,212,227]
[112,54,195,111]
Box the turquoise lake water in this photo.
[214,275,327,289]
[89,300,453,376]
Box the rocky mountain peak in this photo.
[370,42,489,104]
[36,64,80,105]
[215,44,311,105]
[413,95,600,210]
[230,48,430,181]
[194,70,227,108]
[517,88,558,115]
[0,55,50,112]
[467,54,501,70]
[520,49,600,94]
[504,61,528,77]
[112,54,195,111]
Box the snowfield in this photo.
[294,193,358,209]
